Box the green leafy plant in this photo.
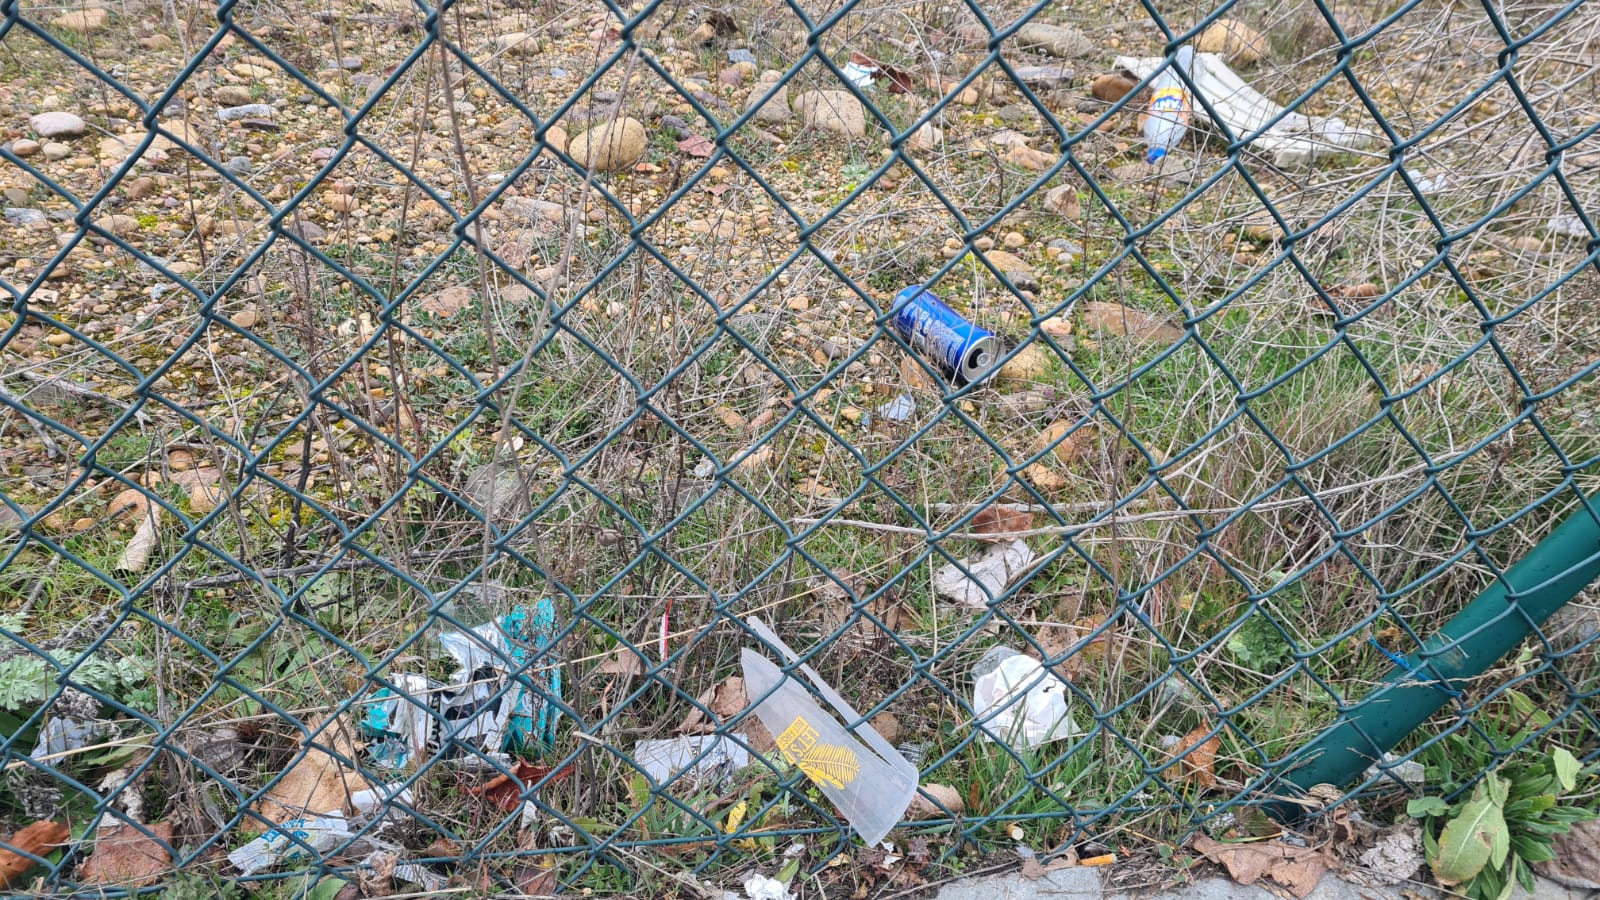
[1408,748,1595,900]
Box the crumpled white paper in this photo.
[740,873,797,900]
[972,647,1079,748]
[932,540,1036,609]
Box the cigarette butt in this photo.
[1081,853,1116,867]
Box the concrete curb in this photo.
[931,867,1596,900]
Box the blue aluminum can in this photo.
[890,285,1001,386]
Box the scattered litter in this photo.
[216,103,276,123]
[465,760,566,829]
[229,785,411,876]
[4,208,47,225]
[1411,171,1451,194]
[897,741,931,767]
[876,393,915,422]
[932,539,1036,609]
[739,872,796,900]
[842,61,876,89]
[693,457,716,478]
[1114,51,1371,167]
[634,734,751,787]
[31,688,109,761]
[1361,751,1425,786]
[971,646,1079,747]
[1547,214,1590,239]
[360,598,562,769]
[740,619,917,846]
[727,48,757,65]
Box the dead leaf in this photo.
[78,823,173,887]
[1169,724,1221,790]
[970,504,1034,541]
[677,134,715,157]
[512,855,560,896]
[1020,846,1078,879]
[702,11,739,37]
[1327,282,1381,299]
[595,647,646,680]
[419,285,474,319]
[254,716,373,824]
[899,352,940,393]
[1078,301,1183,344]
[906,783,964,819]
[115,503,162,572]
[676,676,775,751]
[1191,834,1337,899]
[358,849,396,896]
[466,760,564,813]
[869,712,900,745]
[0,821,69,888]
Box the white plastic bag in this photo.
[972,647,1079,748]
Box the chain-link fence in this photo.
[2,0,1599,894]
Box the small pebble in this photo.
[11,139,41,157]
[1003,231,1026,248]
[225,156,253,175]
[42,142,70,160]
[974,236,995,251]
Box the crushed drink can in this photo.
[889,285,1001,386]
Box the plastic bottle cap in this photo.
[1147,148,1168,164]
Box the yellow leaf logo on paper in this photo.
[776,717,860,789]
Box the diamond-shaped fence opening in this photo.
[4,0,1600,894]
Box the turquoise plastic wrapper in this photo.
[740,619,917,846]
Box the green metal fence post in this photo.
[1271,495,1600,816]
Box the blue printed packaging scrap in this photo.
[360,598,562,769]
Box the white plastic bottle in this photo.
[1144,45,1195,164]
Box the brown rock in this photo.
[52,8,107,32]
[1079,301,1183,343]
[101,214,140,237]
[213,84,255,107]
[744,81,791,124]
[793,90,866,138]
[1197,19,1268,66]
[11,139,41,158]
[1044,184,1080,219]
[1091,73,1139,104]
[1005,144,1055,171]
[126,176,157,200]
[1014,21,1093,58]
[568,116,649,172]
[908,122,943,152]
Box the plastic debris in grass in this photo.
[360,598,562,770]
[739,619,917,846]
[932,540,1037,609]
[30,688,111,762]
[228,785,411,876]
[1112,51,1372,167]
[971,647,1080,748]
[634,734,752,788]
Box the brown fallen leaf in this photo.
[254,716,373,824]
[595,647,646,680]
[906,783,964,819]
[869,711,900,745]
[0,821,69,889]
[1327,282,1381,299]
[107,487,149,522]
[78,823,174,887]
[418,285,474,319]
[512,854,560,896]
[1191,834,1337,899]
[970,504,1034,541]
[676,676,775,751]
[1031,419,1088,466]
[1020,846,1078,879]
[899,352,940,393]
[1169,724,1221,790]
[466,760,569,812]
[115,503,162,573]
[1078,301,1184,344]
[677,134,715,157]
